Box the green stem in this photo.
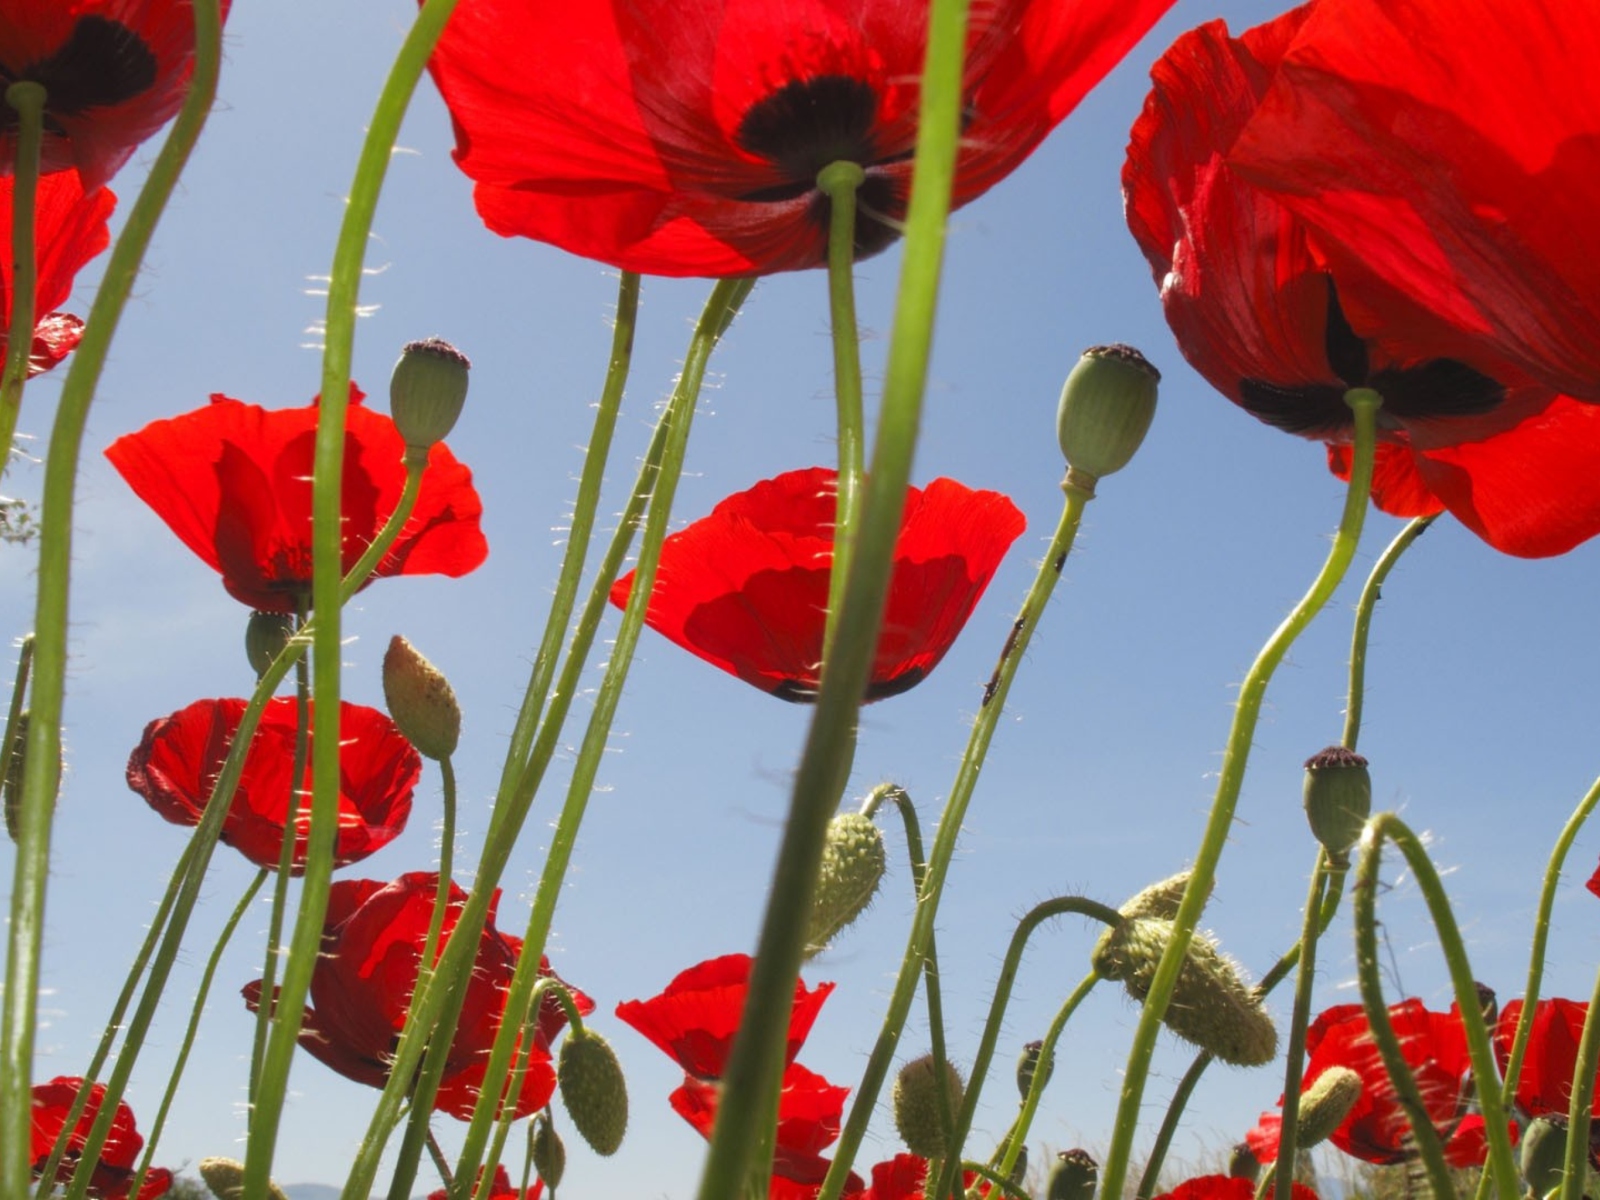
[992,974,1100,1187]
[1342,515,1434,750]
[1269,856,1334,1200]
[0,81,42,484]
[476,981,573,1200]
[1560,961,1600,1200]
[1354,813,1519,1200]
[0,4,222,1189]
[959,1161,1030,1200]
[1096,387,1382,1200]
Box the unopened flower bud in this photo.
[892,1053,964,1159]
[531,1112,566,1191]
[1016,1039,1053,1099]
[1046,1149,1099,1200]
[805,811,886,957]
[1056,344,1159,492]
[199,1157,289,1200]
[390,336,470,458]
[382,635,461,760]
[1118,870,1201,921]
[558,1028,628,1156]
[1302,746,1371,866]
[1227,1142,1261,1182]
[4,713,58,844]
[1091,917,1277,1066]
[1296,1066,1361,1148]
[245,610,296,680]
[1010,1145,1029,1186]
[1522,1114,1570,1199]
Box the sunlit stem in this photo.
[820,482,1091,1200]
[1343,514,1434,749]
[1354,813,1519,1200]
[992,973,1099,1186]
[474,979,579,1200]
[818,159,866,665]
[960,1161,1029,1200]
[1096,388,1382,1200]
[0,4,222,1189]
[1559,837,1600,1200]
[0,81,43,486]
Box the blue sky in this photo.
[7,0,1600,1192]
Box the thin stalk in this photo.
[0,80,42,483]
[1560,961,1600,1200]
[992,973,1100,1186]
[1,4,223,1188]
[1096,388,1382,1200]
[1342,515,1434,749]
[1268,856,1333,1200]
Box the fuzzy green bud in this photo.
[1091,917,1277,1066]
[199,1157,289,1200]
[390,336,470,459]
[1296,1066,1362,1148]
[1302,745,1371,866]
[558,1028,628,1156]
[1046,1149,1099,1200]
[1117,870,1200,921]
[805,811,886,957]
[245,610,296,680]
[891,1053,964,1159]
[531,1113,566,1191]
[1056,344,1159,492]
[1016,1039,1054,1099]
[382,635,461,760]
[1521,1114,1570,1199]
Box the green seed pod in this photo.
[199,1157,290,1200]
[1227,1141,1261,1182]
[1016,1039,1054,1099]
[1296,1066,1362,1148]
[1521,1114,1570,1200]
[1117,870,1200,921]
[558,1028,628,1156]
[805,811,887,957]
[390,336,470,458]
[382,635,462,760]
[1046,1149,1099,1200]
[531,1112,566,1191]
[891,1053,964,1159]
[1056,344,1160,490]
[1302,745,1371,866]
[245,610,296,680]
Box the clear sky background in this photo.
[7,0,1600,1193]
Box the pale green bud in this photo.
[1056,344,1159,491]
[390,336,470,459]
[892,1053,964,1159]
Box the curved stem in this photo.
[1268,856,1333,1200]
[992,973,1100,1186]
[1096,387,1382,1200]
[0,80,43,484]
[1342,515,1434,750]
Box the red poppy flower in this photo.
[615,952,834,1079]
[609,468,1024,701]
[104,386,488,612]
[855,1154,983,1200]
[672,1063,849,1186]
[428,1166,541,1200]
[29,1076,171,1200]
[1226,0,1600,407]
[1152,1177,1317,1200]
[125,696,420,873]
[424,0,1175,276]
[1124,7,1600,557]
[0,1,234,189]
[242,872,593,1121]
[1494,999,1600,1119]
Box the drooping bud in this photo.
[382,635,461,760]
[1117,871,1200,921]
[245,610,296,680]
[1091,917,1277,1066]
[1046,1149,1099,1200]
[804,811,886,957]
[531,1112,566,1191]
[1056,344,1160,492]
[1227,1142,1261,1182]
[390,336,470,459]
[1016,1039,1053,1099]
[1295,1066,1362,1148]
[892,1053,964,1159]
[558,1028,628,1156]
[199,1157,290,1200]
[1302,746,1371,866]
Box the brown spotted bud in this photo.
[1302,746,1371,866]
[558,1028,628,1156]
[245,610,296,680]
[804,811,886,958]
[1046,1149,1098,1200]
[199,1157,289,1200]
[390,336,470,459]
[382,635,461,760]
[1227,1141,1261,1182]
[1056,344,1159,491]
[1091,917,1277,1067]
[1016,1039,1053,1099]
[892,1053,964,1159]
[531,1112,566,1191]
[1296,1066,1361,1148]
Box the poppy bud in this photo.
[1091,917,1277,1067]
[1010,1145,1029,1186]
[531,1112,566,1191]
[3,711,27,843]
[1056,344,1160,491]
[1046,1149,1098,1200]
[1521,1114,1569,1199]
[199,1157,290,1200]
[245,610,296,680]
[804,811,886,957]
[1227,1141,1260,1182]
[1295,1066,1361,1148]
[1302,746,1371,866]
[1117,870,1201,921]
[558,1027,628,1156]
[390,336,470,460]
[382,635,461,760]
[891,1053,964,1159]
[1016,1039,1053,1099]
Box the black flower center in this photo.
[1239,278,1504,435]
[4,16,157,124]
[734,74,906,259]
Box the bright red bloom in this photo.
[125,697,420,873]
[0,169,113,376]
[425,0,1175,276]
[615,952,834,1079]
[1153,1177,1316,1200]
[242,872,593,1121]
[1124,6,1600,557]
[29,1076,171,1200]
[1495,999,1600,1119]
[610,468,1024,702]
[428,1166,541,1200]
[1227,0,1600,406]
[104,387,488,611]
[0,1,234,188]
[856,1154,983,1200]
[672,1063,849,1186]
